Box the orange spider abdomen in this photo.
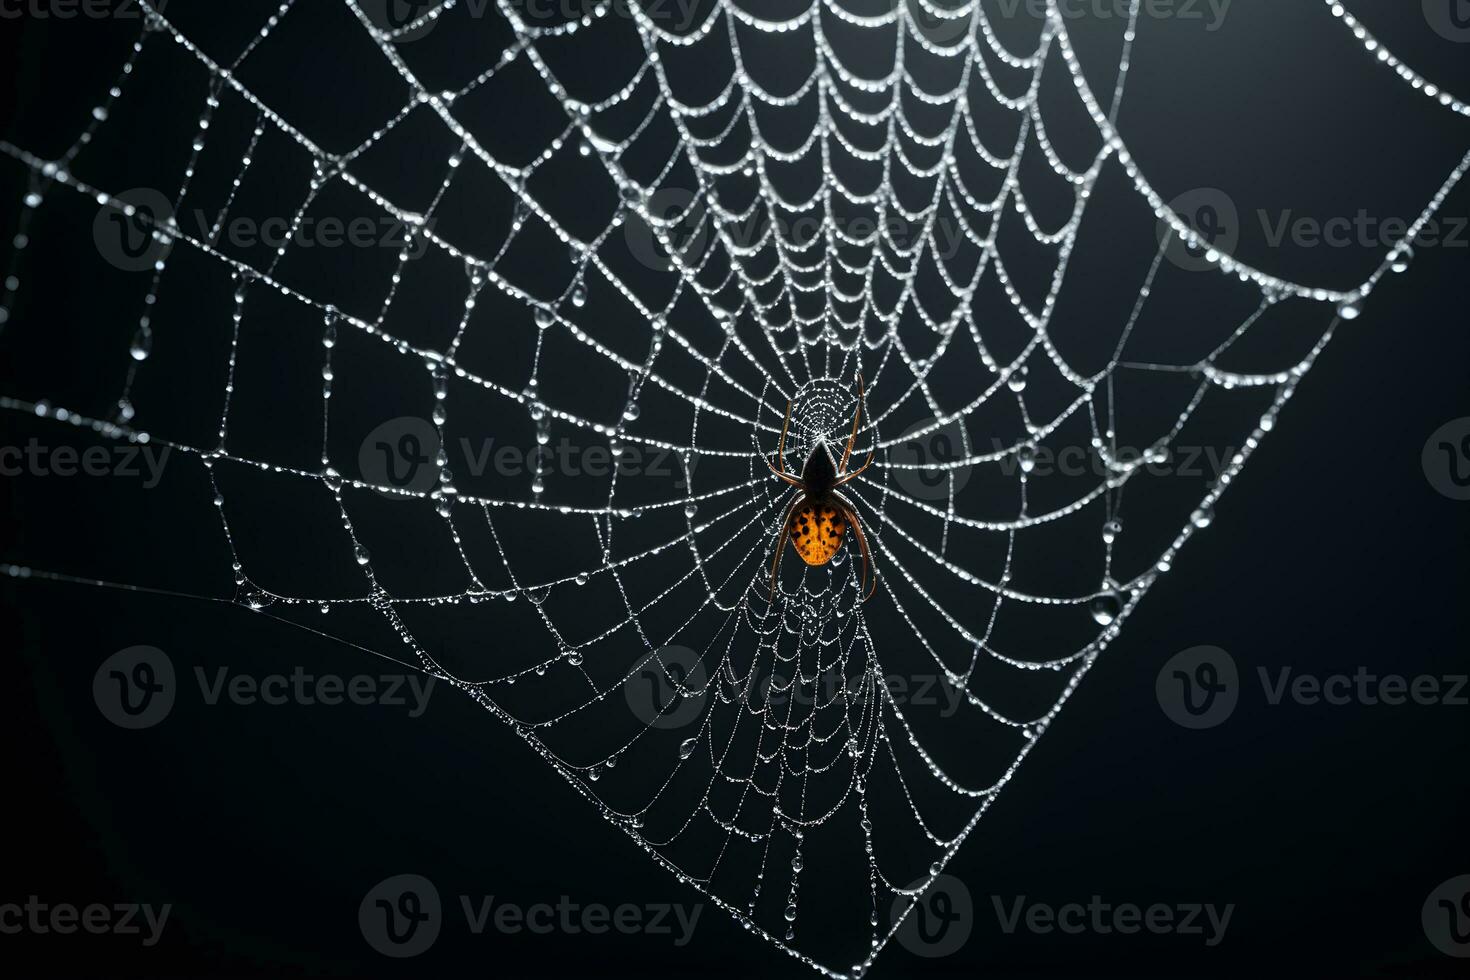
[789,500,847,566]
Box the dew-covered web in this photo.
[1,1,1467,975]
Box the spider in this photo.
[766,374,877,601]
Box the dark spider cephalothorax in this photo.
[767,375,877,601]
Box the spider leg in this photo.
[839,374,864,475]
[832,452,874,488]
[769,492,803,600]
[765,453,805,488]
[778,399,792,473]
[839,502,877,601]
[765,400,804,487]
[832,492,876,601]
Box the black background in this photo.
[2,2,1468,978]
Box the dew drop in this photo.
[571,283,587,307]
[1336,295,1362,320]
[1017,443,1037,474]
[129,326,153,361]
[354,545,371,566]
[623,401,640,421]
[534,307,554,329]
[1089,589,1123,626]
[1101,519,1121,544]
[1390,246,1413,274]
[1191,506,1214,529]
[784,904,798,922]
[1007,366,1028,392]
[678,736,698,759]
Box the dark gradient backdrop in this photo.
[1,3,1468,978]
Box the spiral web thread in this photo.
[0,1,1466,975]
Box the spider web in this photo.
[1,1,1467,975]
